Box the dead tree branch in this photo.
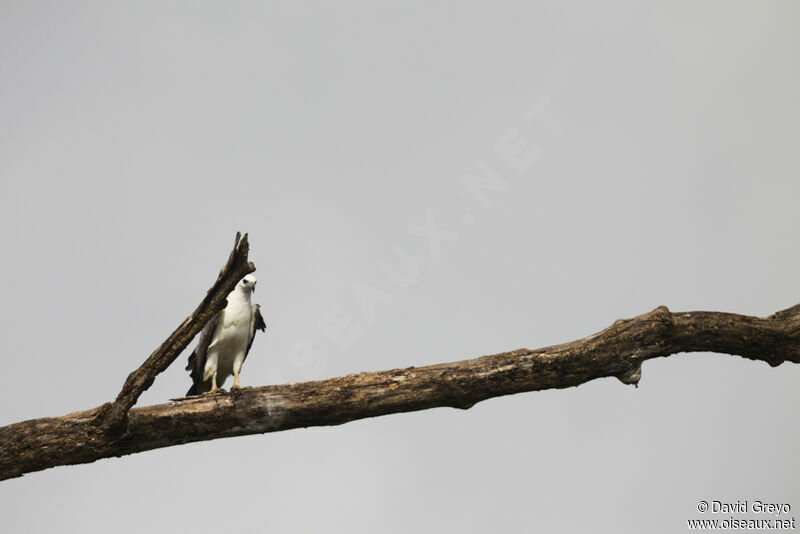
[1,233,798,481]
[1,298,799,481]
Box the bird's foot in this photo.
[231,383,243,391]
[204,387,224,395]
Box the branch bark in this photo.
[1,302,799,481]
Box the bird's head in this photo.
[239,275,257,294]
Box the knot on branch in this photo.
[648,305,673,330]
[769,303,800,325]
[616,363,642,386]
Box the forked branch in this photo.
[100,232,254,430]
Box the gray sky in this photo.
[1,2,798,532]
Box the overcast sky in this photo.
[1,2,798,533]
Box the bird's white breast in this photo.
[207,290,253,375]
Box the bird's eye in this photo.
[243,280,249,285]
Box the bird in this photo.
[185,275,266,395]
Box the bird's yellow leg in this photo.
[207,373,220,394]
[232,370,241,390]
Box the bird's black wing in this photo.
[185,312,220,396]
[244,304,267,363]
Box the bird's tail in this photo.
[185,351,199,396]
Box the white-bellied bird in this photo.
[186,275,266,395]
